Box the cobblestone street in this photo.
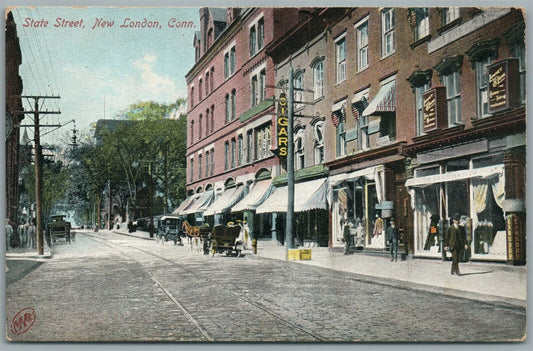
[6,231,526,342]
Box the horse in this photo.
[182,221,202,253]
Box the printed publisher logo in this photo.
[10,307,36,335]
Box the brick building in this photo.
[180,7,526,263]
[180,8,301,239]
[5,11,24,231]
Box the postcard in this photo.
[4,4,528,344]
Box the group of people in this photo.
[5,218,37,250]
[342,212,468,275]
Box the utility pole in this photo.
[286,66,295,254]
[21,95,61,255]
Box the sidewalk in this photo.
[252,240,527,308]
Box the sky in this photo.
[10,6,198,145]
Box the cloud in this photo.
[133,54,178,100]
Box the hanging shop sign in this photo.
[422,87,447,133]
[506,213,525,265]
[276,92,288,159]
[488,58,520,113]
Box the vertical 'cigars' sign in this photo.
[276,93,288,158]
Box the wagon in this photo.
[208,224,242,257]
[48,215,71,244]
[156,216,184,245]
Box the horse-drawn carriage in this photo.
[182,221,246,257]
[156,216,184,245]
[48,214,72,244]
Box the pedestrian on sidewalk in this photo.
[342,219,351,254]
[386,218,398,261]
[5,218,14,250]
[445,213,468,275]
[18,221,27,249]
[27,218,37,249]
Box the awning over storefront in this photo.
[172,194,197,215]
[231,179,273,212]
[255,178,328,214]
[405,165,504,188]
[363,80,396,116]
[180,190,214,215]
[329,165,382,187]
[203,185,246,216]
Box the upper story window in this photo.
[294,128,306,170]
[198,78,203,101]
[246,130,253,163]
[254,124,271,161]
[210,105,215,133]
[231,138,236,169]
[205,151,209,178]
[435,56,463,127]
[331,102,346,157]
[249,16,264,57]
[441,7,460,26]
[444,71,461,125]
[251,67,266,108]
[249,26,257,56]
[311,59,324,100]
[225,94,231,123]
[205,72,210,96]
[381,8,395,58]
[237,135,243,166]
[224,45,236,79]
[224,141,229,171]
[190,120,194,145]
[293,70,304,110]
[190,86,195,108]
[198,154,203,179]
[205,109,210,137]
[210,149,214,176]
[407,69,432,136]
[313,120,325,165]
[356,18,369,71]
[505,21,526,105]
[199,114,203,140]
[466,39,500,118]
[231,90,236,120]
[412,8,429,41]
[210,67,215,92]
[190,158,194,182]
[335,34,346,83]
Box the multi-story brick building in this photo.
[180,7,526,264]
[179,8,301,239]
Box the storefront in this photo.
[230,178,273,240]
[328,165,389,250]
[407,153,507,261]
[255,177,329,246]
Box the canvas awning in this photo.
[172,194,197,215]
[181,190,214,215]
[231,179,273,212]
[255,178,328,214]
[363,80,396,116]
[203,185,246,216]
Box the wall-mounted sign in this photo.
[422,87,447,133]
[276,93,288,159]
[488,58,520,113]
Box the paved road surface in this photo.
[5,231,526,342]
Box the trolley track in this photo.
[84,232,327,342]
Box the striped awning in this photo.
[231,179,273,212]
[181,190,214,215]
[363,80,396,116]
[172,194,197,215]
[203,185,246,216]
[255,178,328,214]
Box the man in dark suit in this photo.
[386,218,399,262]
[445,213,468,275]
